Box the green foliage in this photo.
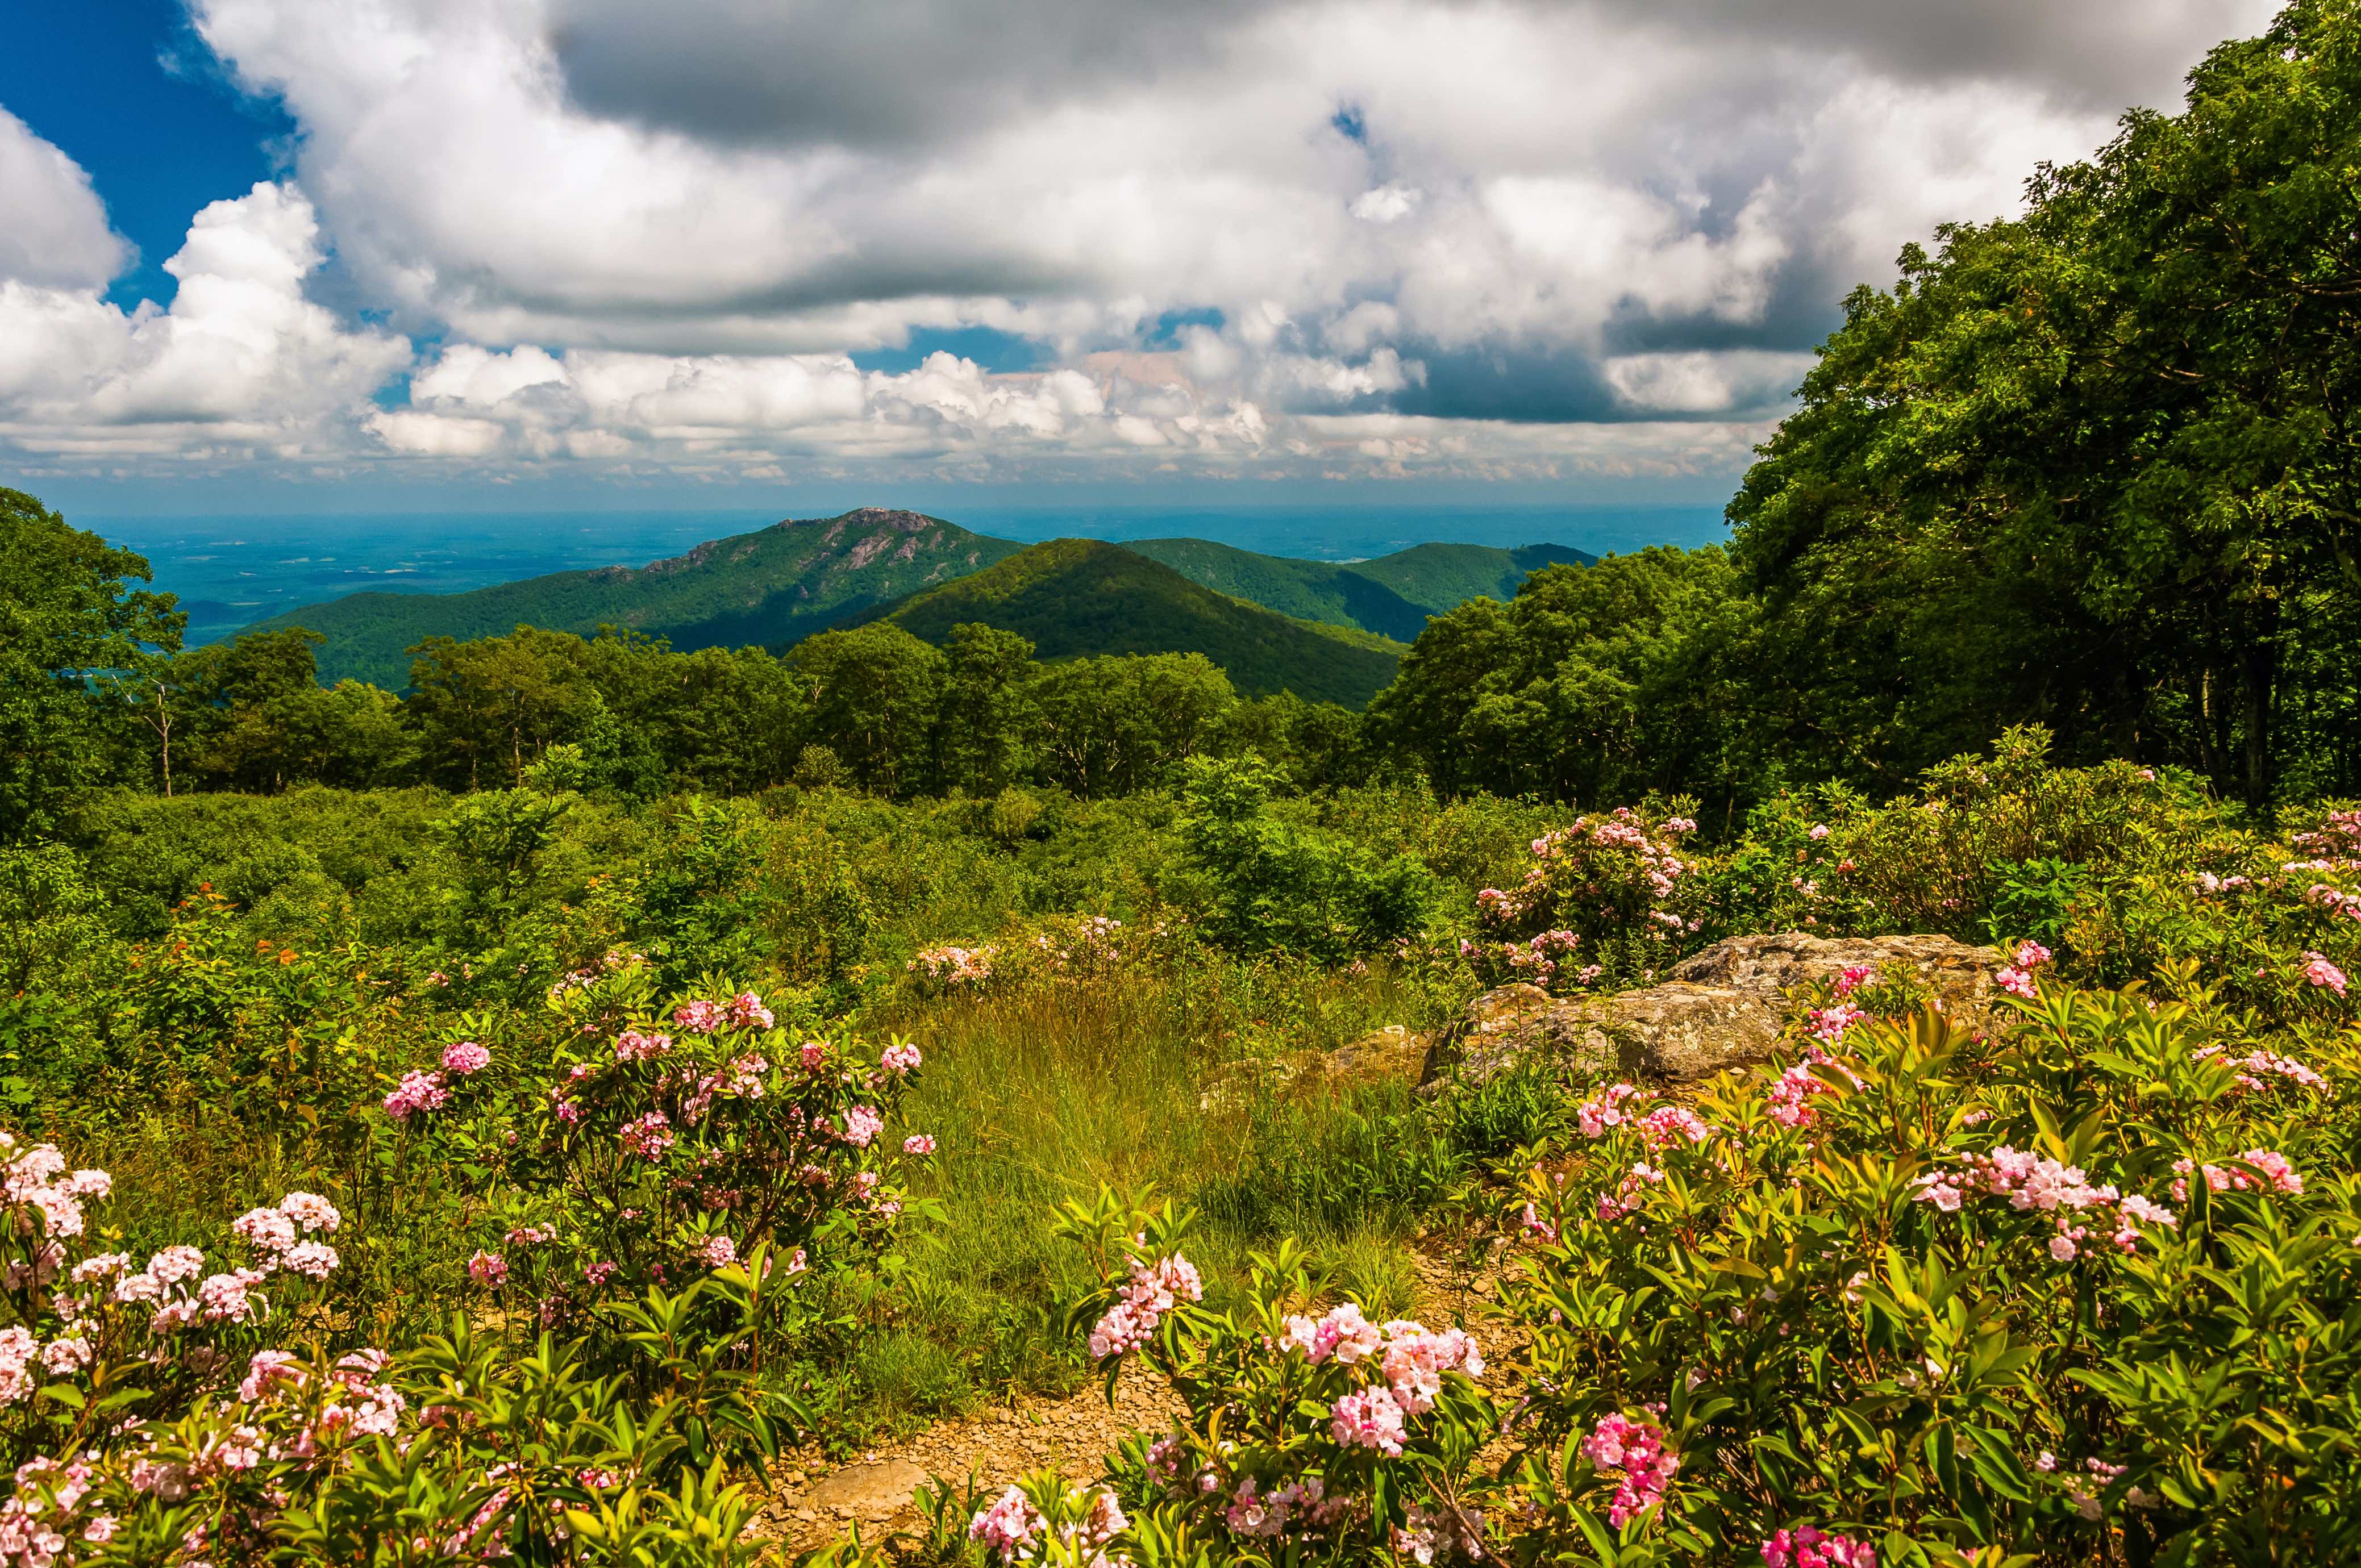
[0,489,183,837]
[1179,755,1435,965]
[876,539,1404,709]
[246,508,1025,689]
[1121,537,1593,641]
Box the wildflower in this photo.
[1575,1083,1643,1137]
[1280,1302,1383,1364]
[672,999,723,1034]
[613,1030,672,1062]
[968,1486,1044,1559]
[2302,952,2348,997]
[841,1105,884,1147]
[2171,1149,2303,1200]
[902,1134,936,1155]
[382,1070,448,1119]
[693,1235,737,1268]
[725,991,774,1029]
[1761,1527,1877,1567]
[618,1112,675,1162]
[441,1040,491,1075]
[279,1192,340,1232]
[1639,1105,1714,1149]
[468,1251,509,1287]
[881,1041,923,1074]
[1583,1412,1680,1526]
[1330,1386,1409,1456]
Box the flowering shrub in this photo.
[1043,1191,1496,1565]
[1494,967,2361,1562]
[1469,806,1704,990]
[372,962,938,1449]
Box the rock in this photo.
[1419,932,2001,1091]
[801,1457,927,1521]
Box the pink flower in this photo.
[440,1040,491,1075]
[2302,952,2348,997]
[467,1250,509,1287]
[841,1105,884,1147]
[881,1041,923,1075]
[1994,966,2037,1000]
[1583,1413,1680,1525]
[725,991,774,1029]
[1330,1386,1409,1456]
[693,1235,737,1268]
[1762,1526,1877,1567]
[2012,940,2052,970]
[382,1070,448,1119]
[903,1134,936,1155]
[614,1030,672,1062]
[280,1191,340,1232]
[1639,1106,1714,1149]
[799,1041,829,1072]
[619,1112,675,1162]
[968,1486,1045,1560]
[672,999,723,1034]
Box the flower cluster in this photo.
[1582,1412,1680,1526]
[227,1192,341,1280]
[2171,1149,2304,1200]
[909,944,997,987]
[381,1070,449,1120]
[1086,1253,1203,1359]
[1762,1526,1878,1567]
[2301,951,2348,996]
[1471,809,1705,989]
[2191,1043,2330,1094]
[1913,1147,2179,1258]
[1994,940,2052,1001]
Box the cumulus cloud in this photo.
[3,0,2280,483]
[0,109,131,289]
[0,178,409,458]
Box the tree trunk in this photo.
[2237,604,2279,809]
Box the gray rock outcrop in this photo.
[1418,931,2002,1090]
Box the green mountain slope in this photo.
[251,510,1024,687]
[866,539,1404,707]
[1118,538,1593,640]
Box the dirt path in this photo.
[753,1232,1510,1558]
[750,1361,1185,1556]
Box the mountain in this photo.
[249,509,1024,687]
[1119,539,1594,641]
[865,539,1404,708]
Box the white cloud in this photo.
[0,181,409,457]
[0,109,131,290]
[5,0,2279,484]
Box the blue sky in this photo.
[0,0,2271,517]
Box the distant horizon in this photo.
[91,499,1729,646]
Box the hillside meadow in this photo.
[3,6,2361,1562]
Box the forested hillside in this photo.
[1119,538,1592,641]
[865,539,1405,707]
[2,6,2360,1563]
[247,508,1023,687]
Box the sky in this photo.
[0,0,2283,516]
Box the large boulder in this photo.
[1418,931,2002,1090]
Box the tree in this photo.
[787,624,944,797]
[405,628,597,790]
[1366,550,1758,806]
[0,490,182,836]
[932,623,1036,794]
[1729,1,2361,804]
[1029,653,1234,797]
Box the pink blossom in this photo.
[880,1041,923,1075]
[903,1134,936,1155]
[840,1105,884,1147]
[799,1041,829,1072]
[280,1191,339,1232]
[2172,1149,2303,1200]
[1089,1253,1204,1359]
[618,1112,675,1162]
[441,1040,491,1075]
[1330,1386,1409,1456]
[382,1070,449,1119]
[672,999,723,1034]
[968,1486,1046,1561]
[2302,952,2348,997]
[467,1250,508,1287]
[613,1029,672,1062]
[725,991,774,1029]
[1575,1083,1643,1137]
[1583,1413,1680,1526]
[1762,1526,1877,1568]
[693,1235,737,1268]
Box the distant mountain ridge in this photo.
[865,539,1405,708]
[253,508,1594,699]
[1119,539,1593,641]
[249,509,1021,687]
